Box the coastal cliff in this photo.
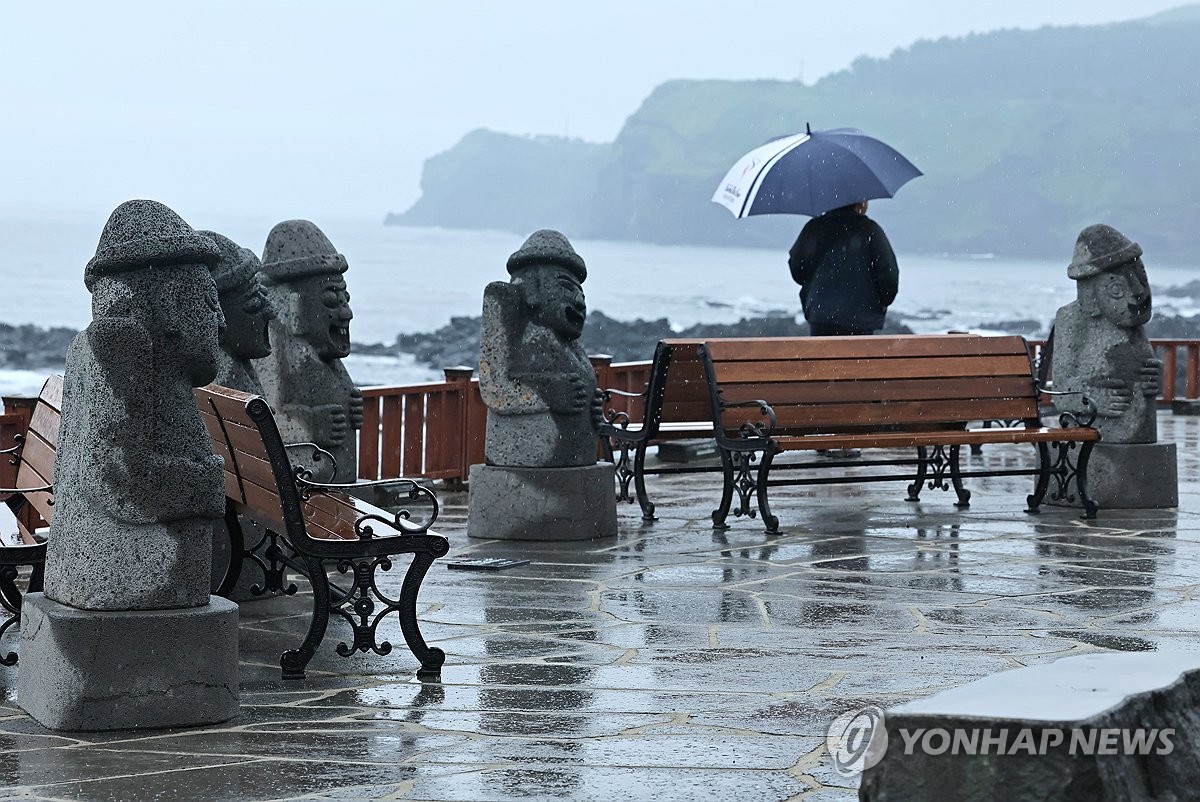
[388,7,1200,262]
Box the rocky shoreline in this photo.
[7,309,1200,380]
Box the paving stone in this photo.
[0,413,1198,800]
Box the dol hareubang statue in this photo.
[1050,223,1177,509]
[468,230,617,541]
[478,229,604,467]
[1051,224,1161,443]
[255,220,363,483]
[199,230,276,394]
[19,199,239,732]
[44,201,227,610]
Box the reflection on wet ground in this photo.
[1,413,1199,800]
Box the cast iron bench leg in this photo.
[398,547,448,679]
[215,501,245,598]
[949,445,971,508]
[1075,441,1099,519]
[711,448,735,530]
[756,449,780,534]
[633,442,656,522]
[1026,442,1053,513]
[906,446,929,501]
[281,553,332,680]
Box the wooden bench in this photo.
[602,335,1100,533]
[197,384,449,680]
[598,339,713,520]
[0,375,61,665]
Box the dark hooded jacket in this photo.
[788,205,899,333]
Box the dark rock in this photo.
[0,323,76,372]
[1159,279,1200,299]
[859,652,1200,802]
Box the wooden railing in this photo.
[355,356,654,484]
[357,340,1200,483]
[5,339,1199,486]
[1027,339,1200,404]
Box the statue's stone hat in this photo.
[84,199,221,291]
[198,230,263,294]
[260,220,348,283]
[1067,224,1143,280]
[506,229,587,282]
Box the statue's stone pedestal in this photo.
[467,463,617,541]
[17,594,239,731]
[1051,441,1177,509]
[859,652,1200,801]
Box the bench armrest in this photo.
[0,483,52,495]
[599,387,646,432]
[285,442,339,484]
[0,433,27,456]
[721,399,777,440]
[601,388,644,400]
[294,474,441,535]
[1036,385,1098,427]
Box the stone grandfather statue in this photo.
[468,229,616,541]
[43,201,228,610]
[1050,223,1176,509]
[198,230,276,394]
[20,199,239,731]
[1051,224,1161,443]
[478,229,604,467]
[255,220,363,483]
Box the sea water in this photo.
[2,205,1197,397]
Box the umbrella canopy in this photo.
[712,125,922,219]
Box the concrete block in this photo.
[859,652,1200,801]
[17,594,239,731]
[467,462,617,541]
[1087,441,1177,508]
[1172,399,1200,415]
[656,438,719,463]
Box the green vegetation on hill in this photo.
[388,10,1200,261]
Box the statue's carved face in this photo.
[294,274,353,360]
[1083,259,1152,329]
[219,274,275,360]
[519,265,586,341]
[159,268,224,386]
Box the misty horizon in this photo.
[0,0,1194,225]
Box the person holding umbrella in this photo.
[787,199,898,336]
[712,124,919,335]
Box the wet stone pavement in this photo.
[2,412,1199,801]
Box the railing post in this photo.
[1161,343,1178,405]
[444,366,475,490]
[1188,343,1200,400]
[589,354,613,390]
[589,355,614,461]
[2,395,36,429]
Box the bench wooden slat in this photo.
[725,398,1039,431]
[199,385,257,426]
[222,470,243,504]
[772,425,1099,451]
[15,490,53,543]
[38,374,64,411]
[225,446,284,499]
[28,402,62,447]
[717,375,1037,407]
[699,334,1028,361]
[15,429,55,485]
[711,354,1034,384]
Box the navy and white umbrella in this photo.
[712,125,922,218]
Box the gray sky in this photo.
[0,1,1188,221]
